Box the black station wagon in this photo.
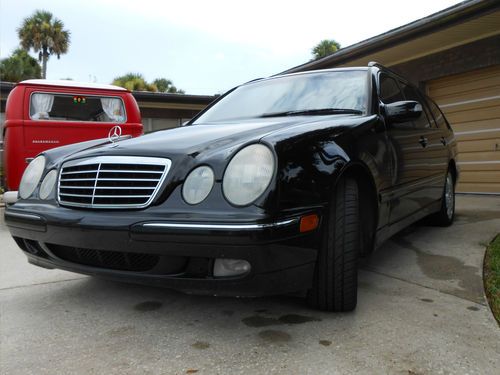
[5,63,458,311]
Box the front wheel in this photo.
[307,178,360,312]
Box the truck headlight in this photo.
[222,144,275,206]
[19,155,46,199]
[182,166,215,205]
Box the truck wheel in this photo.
[307,177,360,312]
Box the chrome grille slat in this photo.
[61,170,163,175]
[60,193,152,198]
[58,156,171,209]
[98,169,164,174]
[61,170,99,175]
[60,178,160,182]
[60,193,94,197]
[95,178,161,181]
[95,195,152,198]
[61,186,155,190]
[60,177,95,181]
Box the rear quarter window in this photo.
[30,92,126,123]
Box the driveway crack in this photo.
[0,277,86,292]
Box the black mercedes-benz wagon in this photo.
[5,63,458,311]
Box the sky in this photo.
[0,0,462,95]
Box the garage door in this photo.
[427,65,500,194]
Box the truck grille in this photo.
[58,156,171,209]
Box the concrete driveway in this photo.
[1,195,499,374]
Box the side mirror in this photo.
[385,100,422,123]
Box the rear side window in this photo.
[427,98,449,129]
[30,93,125,123]
[379,74,404,104]
[399,83,431,129]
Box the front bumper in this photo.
[5,204,322,297]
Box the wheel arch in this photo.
[335,161,379,256]
[448,159,458,186]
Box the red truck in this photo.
[3,80,143,199]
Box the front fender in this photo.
[271,135,350,212]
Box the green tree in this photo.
[17,10,71,79]
[312,39,341,60]
[112,73,157,92]
[112,74,185,93]
[153,78,185,94]
[0,49,42,82]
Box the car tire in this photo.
[429,170,455,227]
[307,177,360,312]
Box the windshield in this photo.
[193,70,369,123]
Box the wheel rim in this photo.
[445,173,454,219]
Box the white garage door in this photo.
[427,65,500,194]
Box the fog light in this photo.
[213,258,251,277]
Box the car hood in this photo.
[61,114,367,162]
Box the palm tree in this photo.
[17,10,70,79]
[153,78,185,94]
[112,73,158,92]
[112,74,185,93]
[312,39,341,60]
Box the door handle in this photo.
[419,136,428,148]
[440,137,447,146]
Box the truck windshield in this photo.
[193,70,368,123]
[30,93,125,123]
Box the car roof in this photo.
[18,79,128,92]
[245,67,370,86]
[279,67,370,77]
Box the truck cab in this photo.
[3,80,143,192]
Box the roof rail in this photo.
[368,61,381,67]
[368,61,416,85]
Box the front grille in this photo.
[48,244,159,272]
[58,156,171,208]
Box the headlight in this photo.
[19,155,46,199]
[182,166,215,205]
[39,170,58,200]
[223,144,275,206]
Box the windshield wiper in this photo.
[260,108,363,117]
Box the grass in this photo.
[484,234,500,325]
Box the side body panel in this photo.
[377,71,449,225]
[3,85,25,191]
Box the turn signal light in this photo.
[300,214,319,233]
